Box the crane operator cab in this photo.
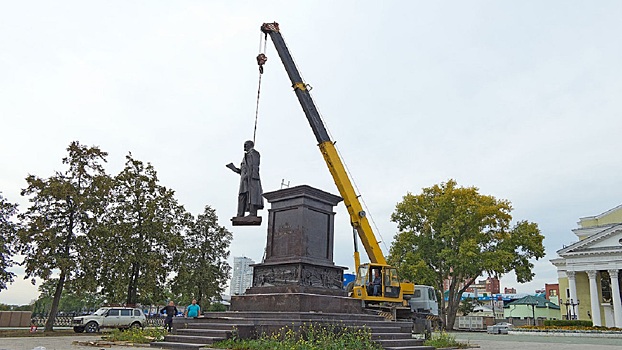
[351,263,402,301]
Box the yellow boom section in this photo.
[319,140,387,266]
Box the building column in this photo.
[587,270,602,326]
[608,269,622,327]
[567,270,578,319]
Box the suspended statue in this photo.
[226,140,263,225]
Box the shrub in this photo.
[543,320,593,327]
[207,302,228,312]
[103,327,166,343]
[214,323,383,350]
[424,331,470,349]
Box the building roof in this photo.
[504,295,560,310]
[557,223,622,256]
[579,204,622,223]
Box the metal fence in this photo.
[32,314,166,328]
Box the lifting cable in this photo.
[253,32,268,145]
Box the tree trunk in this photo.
[446,299,458,330]
[197,289,203,307]
[126,221,143,305]
[437,281,447,330]
[126,261,139,305]
[44,270,66,332]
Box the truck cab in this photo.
[409,285,439,315]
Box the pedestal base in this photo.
[231,292,365,314]
[231,216,262,226]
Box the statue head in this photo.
[244,140,254,152]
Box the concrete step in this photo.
[176,328,231,337]
[182,317,388,325]
[201,311,385,321]
[383,346,435,350]
[164,334,225,345]
[369,326,405,333]
[149,341,203,349]
[178,319,411,334]
[371,332,413,340]
[181,322,244,330]
[377,338,426,348]
[160,311,423,350]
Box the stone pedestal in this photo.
[231,216,262,226]
[231,185,362,313]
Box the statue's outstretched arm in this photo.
[226,163,241,174]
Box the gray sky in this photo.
[1,1,621,305]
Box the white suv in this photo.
[73,307,146,333]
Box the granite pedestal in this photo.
[231,185,364,314]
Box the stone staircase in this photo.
[150,311,433,350]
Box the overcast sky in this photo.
[1,1,621,305]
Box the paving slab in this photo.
[0,335,155,350]
[454,331,622,350]
[3,331,622,350]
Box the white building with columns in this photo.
[551,204,622,327]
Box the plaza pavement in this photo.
[1,331,621,350]
[0,335,136,350]
[454,331,622,350]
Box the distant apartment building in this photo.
[545,283,560,305]
[231,256,255,295]
[465,276,500,295]
[504,287,516,294]
[443,275,500,297]
[485,276,500,294]
[545,283,559,299]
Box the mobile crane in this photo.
[259,22,437,322]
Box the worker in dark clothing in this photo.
[160,300,178,332]
[371,270,382,296]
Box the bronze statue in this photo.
[227,140,263,224]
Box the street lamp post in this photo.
[562,299,571,320]
[528,300,538,326]
[564,299,580,320]
[571,299,580,320]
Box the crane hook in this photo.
[256,53,267,74]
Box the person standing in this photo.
[184,299,201,318]
[160,300,178,332]
[226,140,264,217]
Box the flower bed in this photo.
[510,326,622,338]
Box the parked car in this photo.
[486,322,513,334]
[72,307,146,333]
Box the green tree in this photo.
[18,141,109,331]
[171,205,232,307]
[96,153,189,305]
[0,193,18,291]
[32,278,103,316]
[457,297,482,316]
[389,179,545,330]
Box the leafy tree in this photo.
[0,193,18,291]
[95,153,189,305]
[32,278,103,316]
[206,302,228,312]
[18,141,109,331]
[171,206,232,307]
[389,179,545,330]
[457,297,482,316]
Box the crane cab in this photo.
[351,263,410,304]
